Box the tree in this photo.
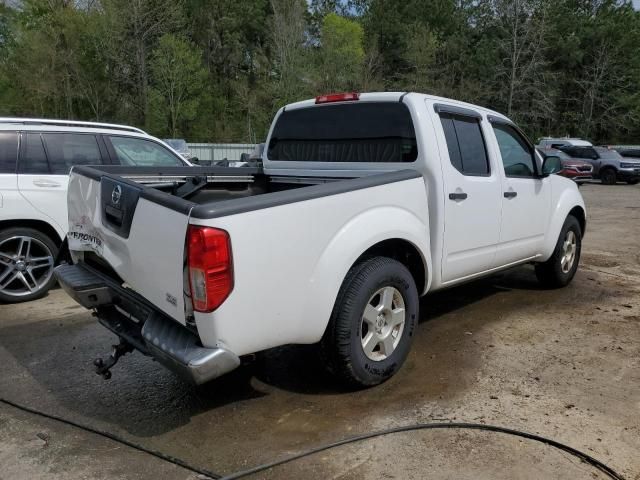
[269,0,309,104]
[487,0,554,129]
[2,0,640,144]
[102,0,184,125]
[317,13,365,92]
[400,23,439,92]
[148,34,207,137]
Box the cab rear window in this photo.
[267,102,418,163]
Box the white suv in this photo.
[0,118,191,303]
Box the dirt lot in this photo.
[1,183,639,480]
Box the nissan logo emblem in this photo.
[111,185,122,205]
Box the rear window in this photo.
[42,133,103,174]
[0,131,18,173]
[267,102,418,163]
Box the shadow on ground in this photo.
[1,265,557,438]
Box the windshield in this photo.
[267,102,418,163]
[595,148,623,160]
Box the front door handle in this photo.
[448,192,468,201]
[33,179,62,188]
[504,191,517,199]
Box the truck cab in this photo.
[55,92,586,387]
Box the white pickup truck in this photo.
[55,92,586,387]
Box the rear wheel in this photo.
[627,179,639,185]
[600,168,617,185]
[535,216,581,288]
[321,256,418,388]
[0,228,58,303]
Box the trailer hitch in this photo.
[93,339,134,380]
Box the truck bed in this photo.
[72,165,420,219]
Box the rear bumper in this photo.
[54,263,240,384]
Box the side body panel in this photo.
[426,102,503,282]
[539,175,586,261]
[17,173,69,234]
[190,176,430,356]
[0,172,65,241]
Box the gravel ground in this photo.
[0,182,639,480]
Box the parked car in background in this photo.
[537,148,592,184]
[537,137,593,149]
[608,147,640,185]
[0,118,192,303]
[556,145,640,185]
[162,139,195,162]
[55,92,585,387]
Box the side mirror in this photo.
[190,156,199,164]
[542,155,563,176]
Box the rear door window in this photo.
[0,131,19,174]
[440,114,489,175]
[267,102,418,163]
[106,136,184,166]
[19,133,50,174]
[42,133,104,174]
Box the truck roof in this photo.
[283,92,509,122]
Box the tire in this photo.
[0,227,59,303]
[321,256,419,388]
[600,168,617,185]
[535,216,582,289]
[626,179,639,185]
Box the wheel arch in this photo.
[305,206,431,344]
[568,205,586,237]
[540,184,587,262]
[352,238,427,295]
[0,219,63,245]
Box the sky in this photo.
[634,0,640,9]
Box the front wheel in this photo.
[535,216,582,288]
[0,228,58,303]
[321,256,419,388]
[626,179,639,185]
[600,168,617,185]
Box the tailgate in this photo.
[66,168,192,325]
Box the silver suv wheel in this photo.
[0,235,55,298]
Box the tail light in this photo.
[187,225,233,313]
[315,92,360,104]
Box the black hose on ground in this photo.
[0,397,626,480]
[0,397,221,479]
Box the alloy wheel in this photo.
[560,230,577,274]
[0,236,55,298]
[360,286,406,361]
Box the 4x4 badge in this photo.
[111,185,122,205]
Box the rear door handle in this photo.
[33,179,62,188]
[448,192,468,201]
[504,191,517,199]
